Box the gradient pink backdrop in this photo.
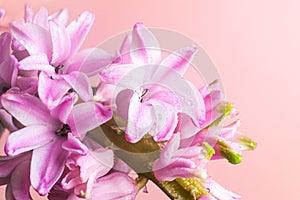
[0,0,298,199]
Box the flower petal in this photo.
[0,9,5,22]
[153,158,195,181]
[9,19,52,59]
[10,160,31,200]
[49,8,69,26]
[65,48,113,77]
[93,172,137,200]
[18,53,54,74]
[1,90,56,126]
[205,178,241,200]
[38,72,71,109]
[5,125,55,156]
[125,92,154,143]
[130,23,161,65]
[33,7,49,29]
[148,100,178,142]
[0,154,30,178]
[62,133,88,155]
[62,71,93,102]
[99,64,138,85]
[0,32,11,63]
[49,21,71,66]
[160,45,198,76]
[66,11,95,56]
[51,93,77,124]
[31,139,69,196]
[67,102,112,139]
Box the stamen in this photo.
[55,65,64,74]
[55,124,71,137]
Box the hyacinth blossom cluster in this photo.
[0,6,256,200]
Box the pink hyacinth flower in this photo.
[1,90,112,195]
[10,7,113,109]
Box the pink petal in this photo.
[62,133,88,155]
[51,93,77,124]
[118,33,132,64]
[99,64,138,85]
[62,71,93,102]
[0,54,18,87]
[66,11,95,56]
[49,21,71,66]
[65,48,113,76]
[10,160,31,199]
[9,19,52,59]
[0,109,17,132]
[126,93,154,143]
[49,8,69,26]
[16,77,38,94]
[199,195,217,200]
[177,113,200,139]
[38,72,71,109]
[0,154,30,178]
[24,5,33,23]
[31,139,69,196]
[67,102,112,139]
[5,125,55,156]
[148,100,178,142]
[159,133,181,166]
[18,53,54,74]
[160,45,198,76]
[93,172,137,199]
[1,90,56,126]
[61,169,81,190]
[0,32,11,62]
[130,23,161,65]
[33,7,49,29]
[205,178,241,200]
[153,158,195,181]
[0,9,5,21]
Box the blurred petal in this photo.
[49,21,71,66]
[31,139,69,196]
[67,11,95,56]
[5,125,55,156]
[0,154,29,178]
[160,45,198,76]
[68,102,112,139]
[0,32,11,63]
[130,23,161,65]
[0,9,5,21]
[1,90,56,126]
[0,109,17,132]
[62,71,92,102]
[66,48,112,76]
[10,160,31,200]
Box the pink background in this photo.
[0,0,298,199]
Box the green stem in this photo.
[88,119,196,199]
